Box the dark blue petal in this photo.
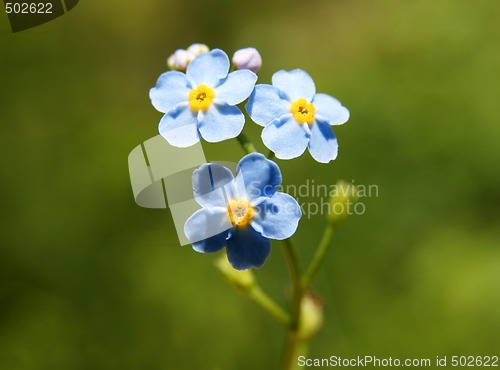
[226,226,271,270]
[236,153,282,204]
[192,229,229,253]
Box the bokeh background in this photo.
[1,0,500,369]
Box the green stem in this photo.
[282,238,303,329]
[236,132,257,154]
[282,331,309,370]
[281,237,305,370]
[282,331,300,370]
[267,150,276,160]
[249,286,291,327]
[282,223,336,369]
[302,223,336,289]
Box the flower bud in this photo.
[215,254,256,293]
[298,292,323,339]
[167,49,195,71]
[328,180,359,224]
[187,43,210,56]
[232,47,262,73]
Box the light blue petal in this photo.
[214,69,257,105]
[192,230,229,253]
[226,226,271,270]
[224,171,247,204]
[272,69,316,102]
[198,104,245,142]
[312,93,350,125]
[261,116,310,160]
[186,49,229,87]
[159,105,200,147]
[192,163,234,208]
[245,84,290,127]
[150,71,191,113]
[236,153,282,204]
[253,192,302,240]
[184,207,232,244]
[308,120,338,163]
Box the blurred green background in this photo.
[1,0,500,369]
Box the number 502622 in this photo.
[5,3,53,14]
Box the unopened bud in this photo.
[232,47,262,73]
[298,292,324,339]
[187,43,210,56]
[215,254,256,293]
[167,49,195,71]
[328,180,359,224]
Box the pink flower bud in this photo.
[167,49,195,71]
[232,47,262,73]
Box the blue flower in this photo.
[150,49,258,147]
[246,69,349,163]
[184,153,302,270]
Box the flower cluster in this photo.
[149,44,350,269]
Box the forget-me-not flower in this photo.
[246,69,349,163]
[151,49,257,147]
[184,153,302,270]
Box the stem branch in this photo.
[236,132,257,154]
[249,286,291,327]
[302,223,336,289]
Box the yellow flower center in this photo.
[227,198,254,227]
[291,98,315,124]
[188,84,214,111]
